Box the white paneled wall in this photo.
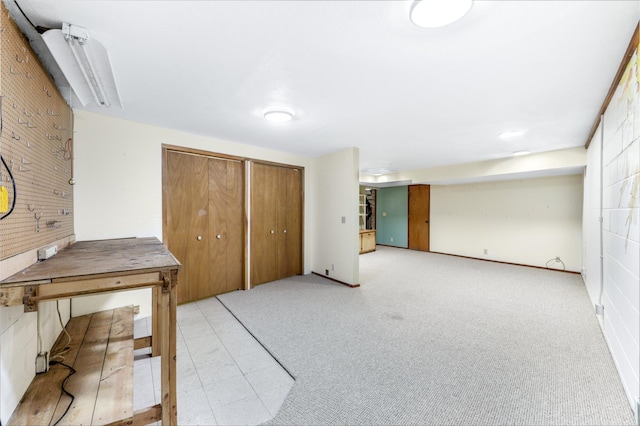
[0,237,73,424]
[0,305,35,425]
[603,65,640,415]
[0,300,69,425]
[584,46,639,417]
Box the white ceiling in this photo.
[10,0,640,175]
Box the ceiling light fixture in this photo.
[513,151,531,157]
[499,131,525,140]
[410,0,473,28]
[42,23,121,108]
[264,108,294,123]
[63,24,109,107]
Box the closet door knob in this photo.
[270,230,275,234]
[216,234,222,239]
[283,229,287,234]
[196,235,202,241]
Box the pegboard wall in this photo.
[0,4,74,261]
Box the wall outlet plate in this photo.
[38,245,58,260]
[35,352,49,374]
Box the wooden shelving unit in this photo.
[359,194,367,230]
[359,193,376,253]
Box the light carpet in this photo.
[217,246,634,425]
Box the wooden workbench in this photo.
[0,237,180,425]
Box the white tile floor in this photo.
[133,296,294,425]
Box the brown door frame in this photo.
[162,145,305,292]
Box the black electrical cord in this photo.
[0,154,16,221]
[545,257,566,271]
[13,0,50,34]
[49,360,76,426]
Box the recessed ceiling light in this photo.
[410,0,473,28]
[264,109,294,123]
[499,131,525,140]
[513,151,530,157]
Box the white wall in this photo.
[310,148,360,285]
[583,46,639,417]
[431,174,584,272]
[71,110,317,317]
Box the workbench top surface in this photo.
[0,237,180,286]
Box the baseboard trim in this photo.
[312,272,360,288]
[428,251,581,275]
[376,244,409,249]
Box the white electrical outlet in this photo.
[38,245,58,260]
[35,352,49,374]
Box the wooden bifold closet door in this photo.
[250,162,302,286]
[164,150,244,303]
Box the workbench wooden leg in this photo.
[160,272,178,425]
[169,270,178,424]
[152,286,161,357]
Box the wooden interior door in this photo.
[164,151,210,303]
[250,162,278,286]
[277,167,302,278]
[408,184,430,252]
[208,158,243,297]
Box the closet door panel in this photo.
[225,159,244,292]
[208,158,229,298]
[250,163,278,285]
[165,151,209,303]
[277,167,302,278]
